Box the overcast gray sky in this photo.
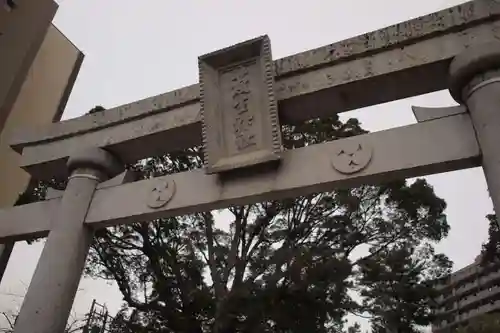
[1,0,490,331]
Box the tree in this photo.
[346,322,363,333]
[360,244,451,333]
[481,214,500,265]
[35,108,451,332]
[87,105,106,114]
[455,314,500,333]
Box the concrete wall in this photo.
[0,23,84,208]
[0,0,58,133]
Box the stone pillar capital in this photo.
[448,43,500,231]
[67,148,123,181]
[449,43,500,104]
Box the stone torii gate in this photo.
[2,1,500,332]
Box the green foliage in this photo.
[360,243,451,333]
[87,105,106,114]
[347,323,363,333]
[28,109,452,332]
[481,214,500,265]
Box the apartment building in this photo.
[432,256,500,332]
[0,0,84,279]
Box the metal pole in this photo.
[83,299,96,333]
[13,148,122,333]
[101,308,109,333]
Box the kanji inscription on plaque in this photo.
[199,35,282,174]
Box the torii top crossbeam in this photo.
[9,0,500,179]
[4,1,500,332]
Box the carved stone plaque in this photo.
[331,141,372,174]
[199,35,282,174]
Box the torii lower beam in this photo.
[0,112,480,242]
[9,0,500,180]
[0,200,56,241]
[86,113,479,228]
[0,170,137,242]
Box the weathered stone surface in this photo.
[44,170,139,200]
[10,0,500,179]
[0,169,137,242]
[19,103,201,179]
[99,169,138,189]
[14,148,122,333]
[199,36,281,173]
[0,199,56,242]
[0,113,479,242]
[13,0,500,148]
[9,84,201,151]
[276,21,500,120]
[273,0,500,76]
[67,147,123,178]
[449,42,500,102]
[331,141,372,174]
[411,105,467,122]
[85,113,479,228]
[4,3,498,331]
[147,178,176,209]
[450,43,500,227]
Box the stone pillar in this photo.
[14,148,122,333]
[449,43,500,227]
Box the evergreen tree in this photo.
[35,107,452,332]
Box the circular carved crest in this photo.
[147,179,176,209]
[331,141,372,174]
